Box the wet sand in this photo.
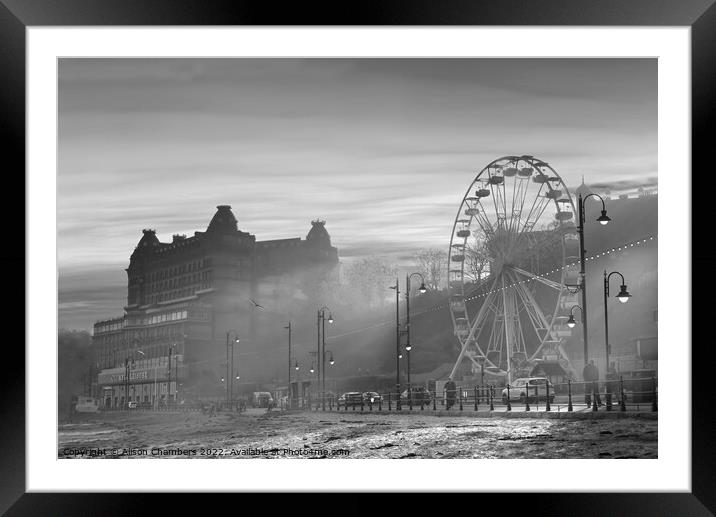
[59,410,657,459]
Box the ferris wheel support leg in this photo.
[510,272,560,362]
[448,283,498,380]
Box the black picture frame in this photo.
[2,0,712,513]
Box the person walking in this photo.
[582,360,602,407]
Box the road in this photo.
[59,409,657,459]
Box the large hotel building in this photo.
[93,205,338,408]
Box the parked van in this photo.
[74,396,100,413]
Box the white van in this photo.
[75,396,100,413]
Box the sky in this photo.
[58,58,657,330]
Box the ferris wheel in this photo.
[447,155,580,382]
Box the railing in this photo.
[295,377,658,414]
[96,377,658,415]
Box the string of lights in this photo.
[170,234,657,369]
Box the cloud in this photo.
[57,58,657,330]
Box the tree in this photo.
[342,256,398,309]
[464,230,491,282]
[58,329,93,415]
[414,248,447,291]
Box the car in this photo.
[400,387,432,405]
[362,392,383,405]
[337,392,363,408]
[501,377,555,404]
[127,400,138,409]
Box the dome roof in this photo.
[306,219,331,245]
[206,205,238,234]
[575,175,592,198]
[136,229,160,249]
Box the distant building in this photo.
[574,176,593,199]
[93,206,338,409]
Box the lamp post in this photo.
[405,272,427,406]
[603,270,632,373]
[317,306,334,410]
[389,278,402,409]
[323,349,335,406]
[167,343,176,407]
[576,192,611,367]
[123,339,143,409]
[124,356,132,409]
[225,330,240,407]
[285,321,292,408]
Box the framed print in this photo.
[2,0,713,513]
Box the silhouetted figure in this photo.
[582,360,602,406]
[445,379,457,410]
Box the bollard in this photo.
[409,392,413,411]
[433,391,437,411]
[652,377,658,412]
[545,381,551,411]
[459,388,463,411]
[567,379,573,412]
[474,386,478,411]
[388,392,392,411]
[421,397,424,411]
[506,384,512,411]
[606,389,612,411]
[378,395,382,412]
[535,385,539,411]
[620,376,626,412]
[361,399,364,412]
[489,385,494,411]
[592,381,598,412]
[397,389,402,411]
[352,401,355,411]
[524,385,530,411]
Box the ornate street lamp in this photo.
[576,192,611,366]
[567,305,583,329]
[226,330,240,406]
[317,306,334,410]
[604,271,632,372]
[405,272,428,406]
